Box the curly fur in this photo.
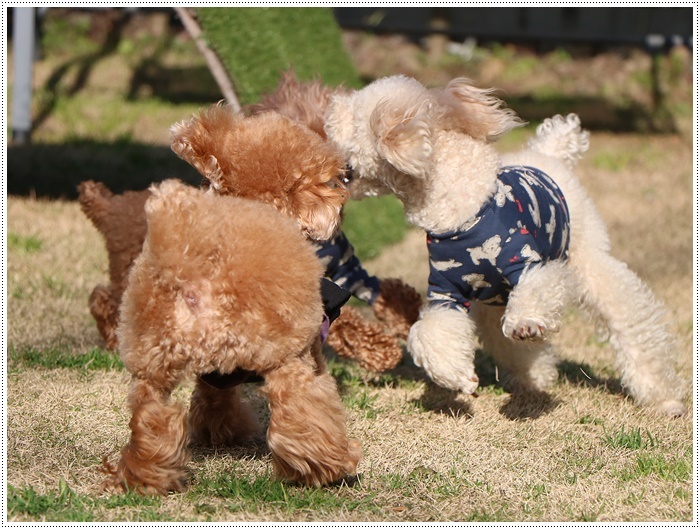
[326,75,687,417]
[79,103,349,351]
[102,181,360,494]
[78,181,150,349]
[171,107,348,242]
[245,69,345,140]
[179,76,420,370]
[244,71,420,368]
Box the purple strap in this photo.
[320,314,331,343]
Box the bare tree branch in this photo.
[174,7,241,111]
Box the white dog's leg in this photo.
[473,302,560,392]
[407,304,480,395]
[572,249,687,416]
[502,261,577,341]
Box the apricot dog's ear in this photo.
[369,97,435,178]
[169,103,234,191]
[291,181,347,241]
[439,78,524,142]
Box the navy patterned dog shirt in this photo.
[315,231,381,304]
[426,165,570,313]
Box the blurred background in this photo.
[7,6,693,199]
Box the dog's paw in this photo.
[502,317,556,341]
[407,308,480,396]
[655,399,686,418]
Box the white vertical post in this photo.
[12,7,35,144]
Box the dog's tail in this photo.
[77,180,114,228]
[527,113,589,167]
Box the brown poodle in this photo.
[245,69,339,140]
[102,180,361,494]
[230,71,422,369]
[77,182,150,350]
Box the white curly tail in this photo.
[527,113,590,167]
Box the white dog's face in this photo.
[324,75,434,200]
[324,75,523,201]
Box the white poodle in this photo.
[325,75,687,417]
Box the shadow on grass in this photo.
[189,437,271,465]
[7,140,201,199]
[503,94,677,133]
[557,359,624,396]
[499,391,562,421]
[381,350,626,421]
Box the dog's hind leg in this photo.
[102,378,190,495]
[473,302,560,392]
[187,379,260,446]
[570,248,687,417]
[262,338,361,486]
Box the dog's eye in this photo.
[341,164,354,186]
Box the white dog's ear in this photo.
[370,98,434,178]
[440,78,524,142]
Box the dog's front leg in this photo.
[407,304,480,395]
[502,261,577,341]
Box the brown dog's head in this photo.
[244,69,345,140]
[170,105,350,241]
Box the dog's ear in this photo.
[439,78,524,142]
[369,97,434,179]
[291,182,346,241]
[169,103,233,191]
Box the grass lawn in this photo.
[6,7,694,522]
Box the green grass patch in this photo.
[577,415,604,426]
[8,233,43,253]
[8,481,162,522]
[8,344,123,371]
[602,426,657,450]
[40,12,99,57]
[343,388,379,419]
[192,472,378,515]
[617,451,692,482]
[342,195,411,261]
[196,7,362,106]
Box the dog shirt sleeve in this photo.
[426,255,472,313]
[315,231,381,304]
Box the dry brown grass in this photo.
[6,14,694,521]
[6,130,693,522]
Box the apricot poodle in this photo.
[101,179,361,494]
